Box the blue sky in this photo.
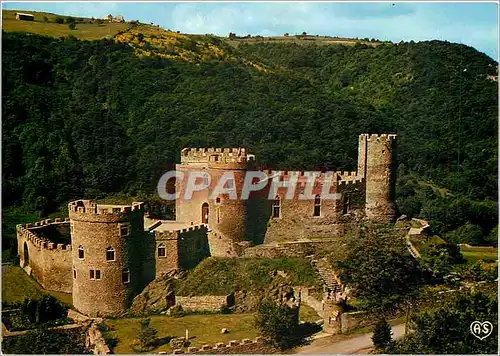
[3,1,498,60]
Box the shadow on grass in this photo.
[297,322,323,346]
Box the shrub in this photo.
[65,16,75,24]
[254,300,301,350]
[372,318,392,349]
[68,23,76,30]
[20,295,68,325]
[55,17,64,24]
[43,16,49,22]
[137,318,158,351]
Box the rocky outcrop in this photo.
[234,272,298,312]
[130,274,176,315]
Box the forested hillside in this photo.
[2,27,498,259]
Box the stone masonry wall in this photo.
[17,220,73,293]
[175,294,234,311]
[69,200,145,317]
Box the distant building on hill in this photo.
[15,13,34,21]
[105,14,125,23]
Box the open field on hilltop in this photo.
[224,34,389,48]
[460,246,498,264]
[2,10,130,40]
[103,313,259,354]
[2,265,73,306]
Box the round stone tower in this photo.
[358,133,397,222]
[69,200,144,317]
[207,148,253,255]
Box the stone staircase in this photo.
[311,258,342,293]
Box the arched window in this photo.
[106,247,115,261]
[78,246,84,259]
[314,195,321,217]
[272,196,281,218]
[158,243,166,257]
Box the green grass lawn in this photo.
[299,304,320,323]
[460,246,498,264]
[103,313,259,354]
[2,265,73,306]
[2,9,131,40]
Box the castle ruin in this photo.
[17,133,397,317]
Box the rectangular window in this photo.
[90,269,95,279]
[122,268,130,284]
[95,270,101,280]
[158,245,166,257]
[119,224,130,237]
[73,269,77,279]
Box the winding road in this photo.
[298,324,406,354]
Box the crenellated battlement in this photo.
[180,147,254,165]
[338,178,364,186]
[68,200,144,220]
[155,223,208,237]
[17,224,72,251]
[360,133,397,142]
[261,170,342,181]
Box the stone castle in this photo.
[17,133,397,317]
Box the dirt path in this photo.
[298,323,406,354]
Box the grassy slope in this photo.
[2,10,130,40]
[104,313,258,354]
[2,265,73,306]
[460,246,498,264]
[176,257,320,296]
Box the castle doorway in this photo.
[23,242,29,267]
[201,203,209,224]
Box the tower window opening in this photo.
[122,268,130,284]
[96,270,101,280]
[343,194,350,215]
[106,247,115,261]
[272,196,281,218]
[73,269,76,279]
[216,197,221,204]
[201,203,209,224]
[78,246,84,259]
[119,224,130,237]
[89,269,95,279]
[314,195,321,217]
[158,243,166,257]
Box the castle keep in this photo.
[17,133,396,317]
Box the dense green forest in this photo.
[2,30,498,259]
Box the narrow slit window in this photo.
[73,269,77,279]
[106,247,115,261]
[158,243,166,257]
[314,195,321,217]
[90,269,95,280]
[78,246,84,259]
[272,196,281,218]
[122,268,130,284]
